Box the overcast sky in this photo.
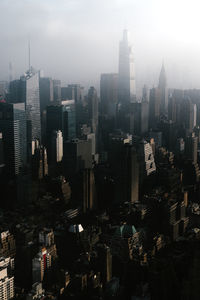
[1,0,200,95]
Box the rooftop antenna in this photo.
[9,62,13,82]
[28,38,31,71]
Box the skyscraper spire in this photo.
[28,39,31,71]
[158,62,167,90]
[118,29,136,104]
[158,62,168,114]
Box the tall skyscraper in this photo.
[20,67,41,141]
[118,29,136,104]
[158,63,168,114]
[0,102,27,177]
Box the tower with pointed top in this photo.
[158,63,168,115]
[118,29,136,105]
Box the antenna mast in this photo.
[28,39,31,71]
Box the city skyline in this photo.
[1,0,200,93]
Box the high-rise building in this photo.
[32,248,51,283]
[100,73,118,117]
[0,132,4,175]
[108,137,139,203]
[82,168,96,212]
[0,258,14,300]
[32,146,48,180]
[61,84,84,103]
[138,140,156,183]
[0,102,27,177]
[20,67,41,141]
[185,133,198,164]
[96,244,112,284]
[0,81,8,99]
[61,100,76,140]
[39,77,54,112]
[142,85,149,102]
[46,102,76,162]
[158,63,168,114]
[51,130,63,163]
[67,84,84,103]
[118,29,136,104]
[149,87,161,129]
[88,87,98,135]
[53,79,61,103]
[130,102,149,135]
[8,80,25,104]
[0,231,16,258]
[63,139,92,177]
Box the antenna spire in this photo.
[28,39,31,71]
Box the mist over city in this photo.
[2,1,200,300]
[1,0,200,92]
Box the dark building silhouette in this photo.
[63,139,92,177]
[108,137,139,203]
[0,132,4,175]
[100,73,118,118]
[130,102,149,135]
[158,63,168,115]
[0,102,27,178]
[88,87,98,136]
[149,87,161,129]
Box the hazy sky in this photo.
[1,0,200,95]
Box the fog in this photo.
[1,0,200,95]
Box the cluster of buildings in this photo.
[0,29,200,299]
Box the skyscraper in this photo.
[118,29,136,104]
[0,102,27,177]
[88,87,98,135]
[158,63,168,114]
[0,258,14,300]
[100,73,118,117]
[20,67,41,141]
[149,87,161,129]
[51,130,63,163]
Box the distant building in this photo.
[88,87,98,136]
[100,73,118,117]
[158,63,168,115]
[149,87,161,129]
[130,102,149,135]
[118,29,136,104]
[53,79,61,103]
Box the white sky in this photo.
[1,0,200,94]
